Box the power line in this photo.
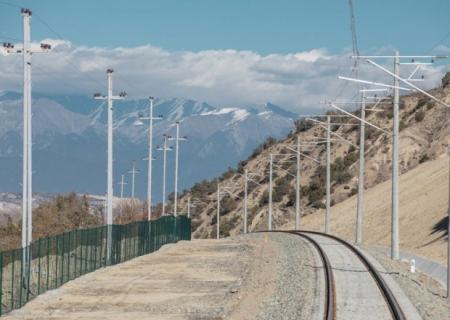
[50,47,107,90]
[0,1,21,9]
[33,12,149,98]
[32,62,92,95]
[423,29,450,55]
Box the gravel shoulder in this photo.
[4,237,279,320]
[3,233,449,319]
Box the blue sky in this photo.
[1,0,450,112]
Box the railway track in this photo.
[273,231,405,320]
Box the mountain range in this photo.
[0,91,297,202]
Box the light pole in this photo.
[157,135,172,215]
[134,96,162,220]
[127,160,139,199]
[168,121,187,217]
[94,69,126,262]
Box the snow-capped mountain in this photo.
[0,92,297,202]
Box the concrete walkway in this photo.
[370,245,448,291]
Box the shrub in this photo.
[415,110,425,122]
[294,118,314,133]
[426,102,435,110]
[312,201,326,209]
[416,97,428,109]
[419,154,430,164]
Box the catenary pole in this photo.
[326,116,331,234]
[448,152,450,299]
[356,89,366,244]
[244,169,248,234]
[268,154,273,231]
[217,183,220,239]
[295,135,301,230]
[187,197,191,218]
[392,51,400,260]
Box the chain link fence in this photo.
[0,215,191,316]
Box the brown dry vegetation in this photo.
[0,192,157,252]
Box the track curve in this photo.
[267,231,405,320]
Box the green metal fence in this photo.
[0,215,191,316]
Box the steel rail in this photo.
[261,230,335,319]
[299,230,405,320]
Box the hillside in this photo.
[179,82,450,265]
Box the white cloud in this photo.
[0,40,447,113]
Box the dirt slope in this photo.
[281,154,449,264]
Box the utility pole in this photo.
[168,121,187,217]
[135,96,162,220]
[94,69,126,263]
[268,154,273,231]
[356,89,366,245]
[157,135,172,215]
[117,173,127,200]
[117,173,127,214]
[127,160,139,199]
[3,9,51,283]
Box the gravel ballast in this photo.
[238,233,449,320]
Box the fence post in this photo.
[11,249,15,310]
[26,243,32,302]
[61,233,65,286]
[0,250,3,316]
[38,238,41,295]
[19,248,23,307]
[100,226,104,268]
[94,228,98,270]
[55,235,59,288]
[74,229,78,279]
[46,237,50,291]
[67,232,71,282]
